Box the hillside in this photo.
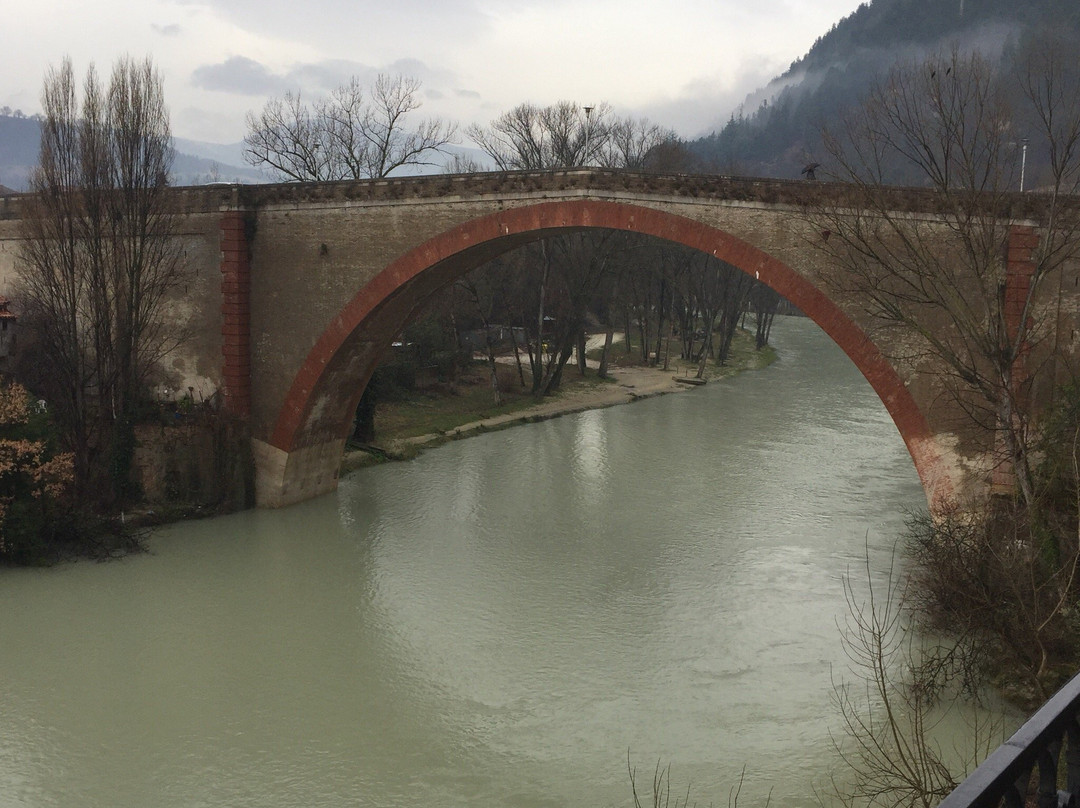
[0,116,266,191]
[689,0,1080,179]
[0,115,43,191]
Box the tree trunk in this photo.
[598,326,614,378]
[696,313,716,379]
[652,282,667,366]
[484,331,502,406]
[532,248,550,395]
[512,330,526,388]
[637,300,650,363]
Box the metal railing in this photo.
[939,673,1080,808]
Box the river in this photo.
[0,317,997,807]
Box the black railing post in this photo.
[939,673,1080,808]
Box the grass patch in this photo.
[375,383,536,440]
[589,328,777,380]
[713,332,777,379]
[369,362,615,444]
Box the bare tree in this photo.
[18,56,182,501]
[467,100,676,171]
[604,116,679,169]
[828,551,1000,808]
[809,43,1080,508]
[813,40,1080,805]
[244,74,457,181]
[443,152,484,174]
[243,91,330,181]
[466,103,547,171]
[748,281,780,350]
[456,273,506,405]
[463,101,682,396]
[478,232,624,399]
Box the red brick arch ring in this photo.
[269,199,952,506]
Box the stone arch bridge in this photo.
[0,169,1075,508]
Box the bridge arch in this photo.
[261,199,951,507]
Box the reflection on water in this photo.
[572,409,609,488]
[0,318,1004,808]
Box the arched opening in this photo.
[262,200,951,507]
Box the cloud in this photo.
[191,56,285,96]
[152,23,181,36]
[455,89,481,100]
[192,55,458,101]
[170,0,491,61]
[283,60,379,92]
[636,58,790,139]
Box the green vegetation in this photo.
[370,364,588,442]
[706,332,777,379]
[588,327,776,379]
[906,382,1080,708]
[0,381,143,565]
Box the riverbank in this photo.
[343,328,777,472]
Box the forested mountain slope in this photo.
[689,0,1080,179]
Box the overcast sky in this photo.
[3,0,865,146]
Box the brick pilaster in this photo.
[992,225,1039,494]
[220,211,251,418]
[1004,225,1038,344]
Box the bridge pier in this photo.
[251,438,344,508]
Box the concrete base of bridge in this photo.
[252,438,345,508]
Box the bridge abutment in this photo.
[251,438,345,507]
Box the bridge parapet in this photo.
[1,168,1067,220]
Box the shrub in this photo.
[0,381,74,562]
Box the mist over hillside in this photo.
[688,0,1080,180]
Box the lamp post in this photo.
[1020,137,1029,192]
[583,105,594,167]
